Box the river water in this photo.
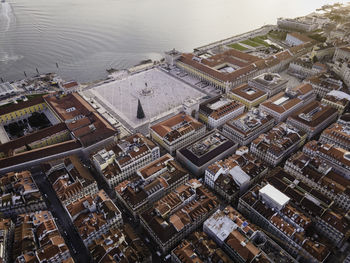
[0,0,347,83]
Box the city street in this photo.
[30,166,93,263]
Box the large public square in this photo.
[90,68,206,129]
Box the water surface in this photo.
[0,0,347,82]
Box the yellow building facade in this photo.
[0,102,47,124]
[229,92,268,109]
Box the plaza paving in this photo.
[90,68,206,129]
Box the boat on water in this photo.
[106,68,117,74]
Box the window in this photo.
[66,107,76,113]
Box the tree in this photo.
[137,99,145,119]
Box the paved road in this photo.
[31,166,93,263]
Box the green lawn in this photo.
[250,36,269,47]
[241,39,260,47]
[26,93,47,100]
[228,43,248,51]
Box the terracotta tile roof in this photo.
[251,123,305,159]
[260,84,313,114]
[288,101,338,128]
[0,122,68,158]
[230,83,267,101]
[62,81,78,89]
[140,180,218,244]
[88,224,151,262]
[151,113,204,141]
[173,231,232,263]
[226,230,259,261]
[44,93,117,147]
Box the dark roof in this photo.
[0,96,45,116]
[199,95,222,115]
[140,211,177,244]
[0,140,82,169]
[0,122,68,156]
[179,140,236,167]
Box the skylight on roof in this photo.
[273,96,289,106]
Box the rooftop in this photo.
[259,184,290,209]
[0,171,44,210]
[42,155,96,203]
[66,190,121,240]
[305,73,343,91]
[199,96,244,120]
[204,206,296,263]
[93,133,157,178]
[265,168,349,233]
[178,131,237,167]
[251,122,306,158]
[0,96,45,116]
[225,108,274,137]
[0,122,68,159]
[0,82,17,97]
[150,112,204,142]
[327,90,350,101]
[44,93,117,147]
[178,45,300,84]
[88,224,151,262]
[207,147,267,196]
[230,83,267,102]
[285,151,350,195]
[13,211,71,263]
[241,181,330,262]
[288,101,337,128]
[303,140,350,169]
[249,73,288,90]
[140,179,218,244]
[260,83,313,114]
[115,154,188,209]
[321,122,350,149]
[172,231,232,263]
[322,93,350,107]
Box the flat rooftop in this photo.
[178,131,237,167]
[90,68,205,129]
[225,109,274,136]
[259,184,290,208]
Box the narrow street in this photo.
[30,166,93,263]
